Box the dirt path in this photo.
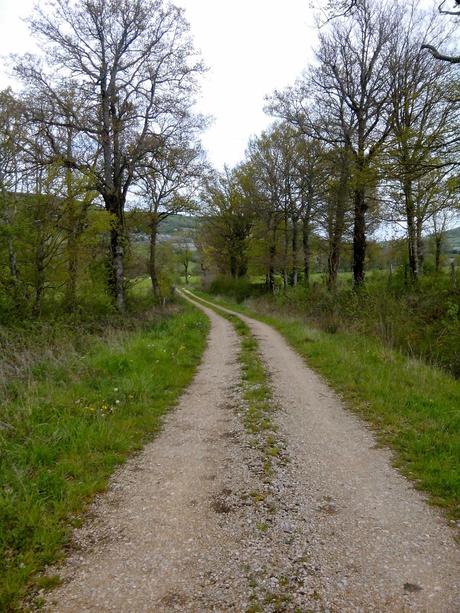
[41,294,459,612]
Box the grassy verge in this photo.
[188,294,281,476]
[185,293,293,611]
[191,289,460,524]
[0,301,209,611]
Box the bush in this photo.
[245,271,460,378]
[208,276,254,303]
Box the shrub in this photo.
[208,276,254,303]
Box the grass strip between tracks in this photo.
[188,289,460,527]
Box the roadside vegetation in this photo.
[189,0,460,526]
[0,299,208,611]
[206,272,460,377]
[191,289,460,524]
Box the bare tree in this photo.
[137,139,205,295]
[385,6,458,278]
[422,1,460,64]
[270,0,399,287]
[314,1,398,287]
[17,0,204,311]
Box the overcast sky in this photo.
[0,0,316,169]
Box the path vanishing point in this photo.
[42,291,460,612]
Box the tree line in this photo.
[198,0,459,290]
[0,0,206,318]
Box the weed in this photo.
[0,302,209,610]
[194,290,460,522]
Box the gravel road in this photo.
[41,293,460,612]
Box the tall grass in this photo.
[0,301,209,610]
[207,270,460,377]
[194,289,460,524]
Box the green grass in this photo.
[187,294,285,485]
[192,290,460,523]
[0,301,209,611]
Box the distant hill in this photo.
[130,214,198,244]
[444,226,460,253]
[158,214,198,237]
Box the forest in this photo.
[196,0,460,376]
[0,0,459,609]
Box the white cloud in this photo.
[0,0,317,168]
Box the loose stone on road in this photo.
[42,293,460,612]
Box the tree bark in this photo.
[291,218,298,286]
[302,215,311,286]
[327,151,349,290]
[32,241,46,317]
[416,217,424,274]
[352,185,367,288]
[104,190,126,311]
[435,235,443,272]
[283,211,289,290]
[403,179,418,281]
[267,217,277,294]
[1,191,19,284]
[65,228,79,311]
[149,215,160,296]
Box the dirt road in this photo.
[42,293,460,612]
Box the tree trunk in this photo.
[237,250,248,277]
[63,136,79,312]
[267,220,277,294]
[1,191,19,284]
[110,225,125,310]
[283,211,289,290]
[403,179,418,281]
[149,216,160,296]
[7,236,18,282]
[302,215,311,286]
[435,236,442,272]
[327,152,348,290]
[104,189,126,311]
[65,230,79,311]
[416,218,424,274]
[352,186,367,288]
[32,243,45,318]
[291,218,298,286]
[229,252,238,278]
[327,240,341,291]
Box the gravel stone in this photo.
[36,295,460,612]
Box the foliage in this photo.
[260,272,460,377]
[208,275,261,303]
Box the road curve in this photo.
[41,292,460,612]
[185,291,460,612]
